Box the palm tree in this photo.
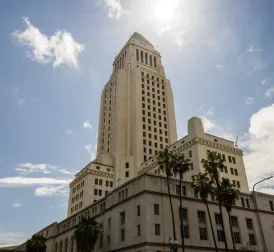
[156,147,177,243]
[73,216,100,252]
[26,234,47,252]
[191,172,218,252]
[217,178,240,252]
[201,151,228,252]
[171,151,190,252]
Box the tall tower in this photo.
[67,33,177,216]
[95,32,177,185]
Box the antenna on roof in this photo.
[235,136,238,148]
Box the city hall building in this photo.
[14,33,274,252]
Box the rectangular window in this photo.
[154,204,159,215]
[120,229,125,241]
[108,218,111,228]
[231,216,239,228]
[228,156,232,163]
[199,227,208,240]
[224,166,228,173]
[94,189,98,195]
[110,181,113,187]
[189,150,192,158]
[233,232,241,244]
[140,51,144,63]
[136,49,139,61]
[182,186,187,196]
[137,225,141,236]
[149,55,153,66]
[217,230,225,242]
[234,169,238,176]
[231,168,234,175]
[246,219,253,230]
[222,154,226,161]
[125,171,129,177]
[125,162,129,168]
[232,157,236,164]
[99,179,102,185]
[197,211,206,223]
[215,214,222,225]
[249,234,256,245]
[155,224,160,235]
[270,201,274,211]
[107,235,110,245]
[145,53,148,64]
[154,56,157,68]
[120,212,125,225]
[137,205,140,216]
[95,178,98,185]
[241,198,245,207]
[237,181,241,188]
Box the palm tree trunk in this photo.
[205,202,218,252]
[167,175,177,241]
[179,172,185,252]
[217,182,228,252]
[228,211,236,252]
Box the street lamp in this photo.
[252,175,273,252]
[168,236,178,252]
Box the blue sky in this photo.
[1,0,274,246]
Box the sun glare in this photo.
[153,0,177,23]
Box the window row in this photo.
[114,50,127,73]
[71,191,84,203]
[95,178,113,187]
[70,201,83,214]
[136,49,157,68]
[141,71,165,84]
[207,150,237,164]
[72,180,84,193]
[94,189,109,197]
[118,188,128,201]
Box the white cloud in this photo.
[13,17,84,69]
[201,115,216,132]
[261,79,268,85]
[85,144,95,160]
[15,163,73,175]
[240,104,274,194]
[65,129,74,136]
[265,86,274,99]
[156,26,171,36]
[105,0,124,19]
[83,120,92,129]
[35,185,67,197]
[0,177,70,187]
[0,232,26,247]
[244,96,254,105]
[13,202,23,208]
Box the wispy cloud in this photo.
[15,163,73,175]
[215,64,224,70]
[13,17,84,69]
[265,86,274,99]
[0,177,70,187]
[244,96,254,105]
[35,185,67,197]
[83,120,92,129]
[13,202,23,208]
[85,144,96,160]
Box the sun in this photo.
[153,0,177,23]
